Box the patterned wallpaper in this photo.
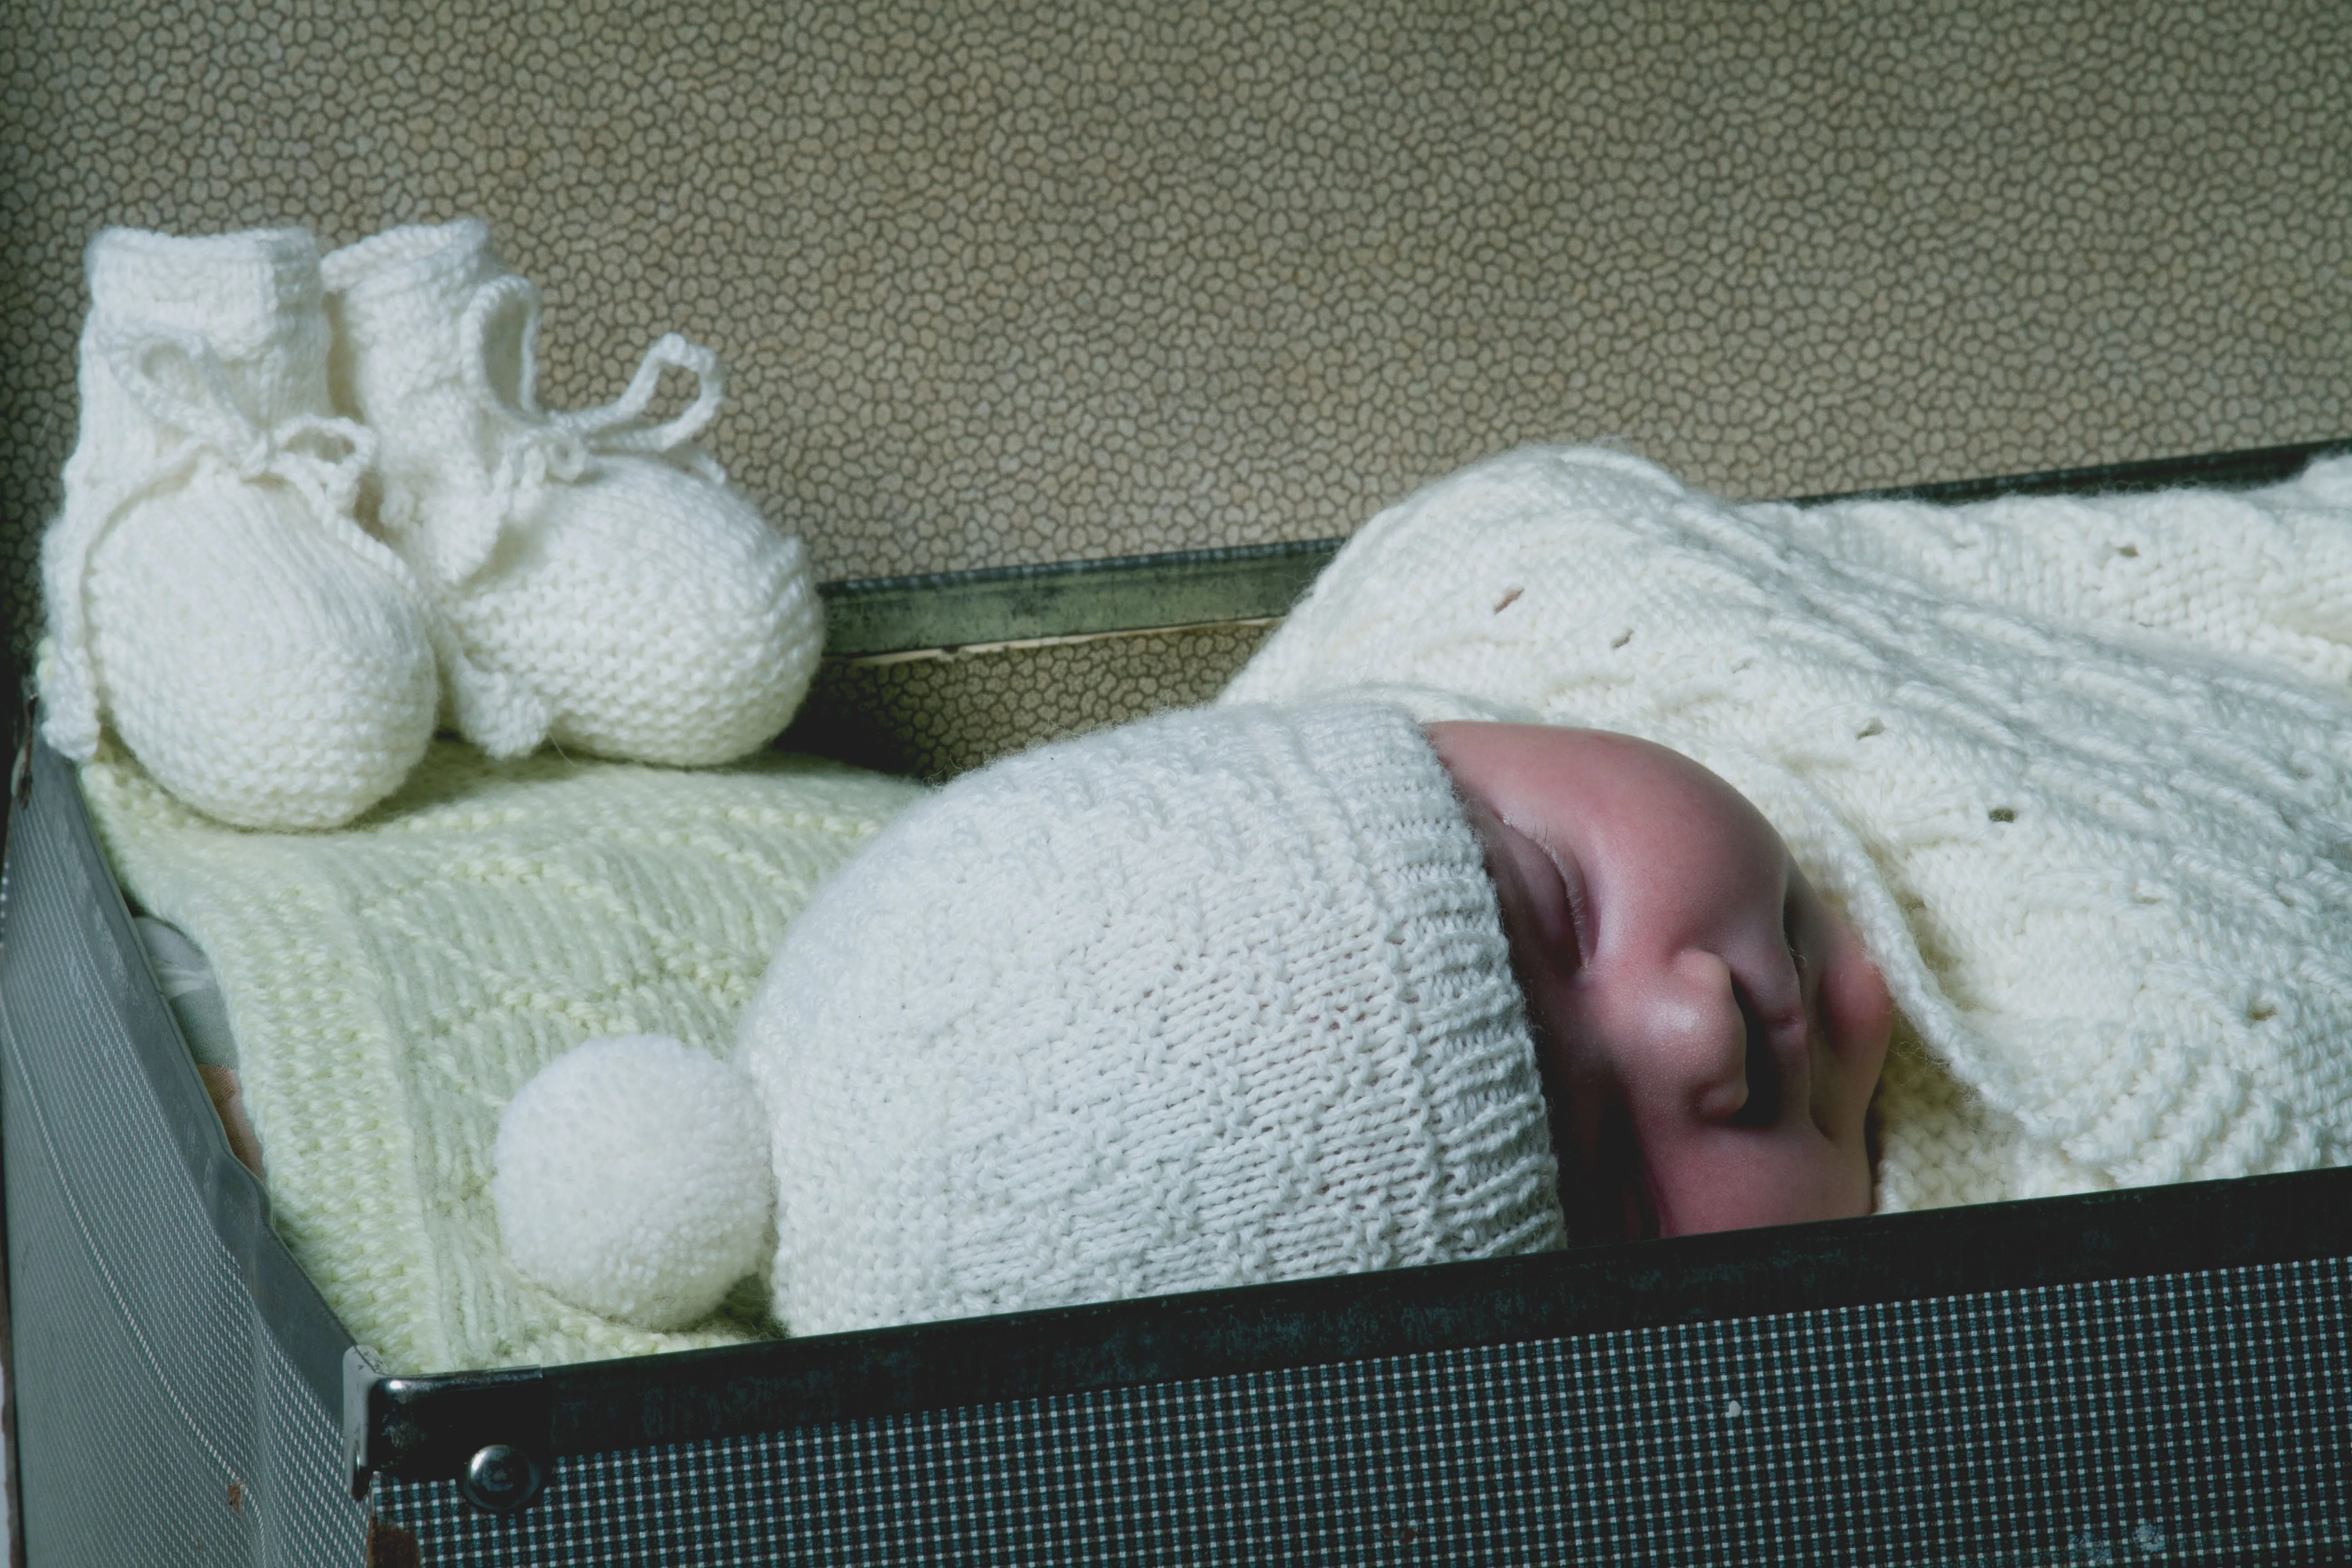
[5,1,2349,666]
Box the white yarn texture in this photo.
[322,219,823,765]
[39,227,439,829]
[1225,446,2352,1211]
[493,1034,774,1332]
[740,701,1568,1337]
[78,738,925,1372]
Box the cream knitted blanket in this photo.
[1226,447,2352,1212]
[80,740,924,1373]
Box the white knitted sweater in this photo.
[1225,447,2352,1211]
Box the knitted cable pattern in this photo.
[79,740,925,1373]
[1225,446,2352,1210]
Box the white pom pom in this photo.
[492,1034,773,1330]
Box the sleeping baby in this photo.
[493,445,2352,1337]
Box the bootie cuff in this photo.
[87,228,321,357]
[321,218,493,312]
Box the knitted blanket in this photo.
[1227,447,2352,1212]
[80,740,924,1374]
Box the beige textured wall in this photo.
[5,1,2349,662]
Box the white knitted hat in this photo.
[738,700,1568,1336]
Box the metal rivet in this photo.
[460,1444,544,1514]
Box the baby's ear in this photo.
[492,1034,774,1331]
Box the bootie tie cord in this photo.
[41,323,550,766]
[446,273,729,587]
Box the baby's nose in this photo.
[1638,950,1757,1124]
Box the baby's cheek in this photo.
[1826,939,1896,1078]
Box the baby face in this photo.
[1426,723,1892,1245]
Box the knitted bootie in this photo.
[39,227,444,830]
[321,220,823,767]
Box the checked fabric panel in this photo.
[0,744,368,1568]
[380,1254,2350,1567]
